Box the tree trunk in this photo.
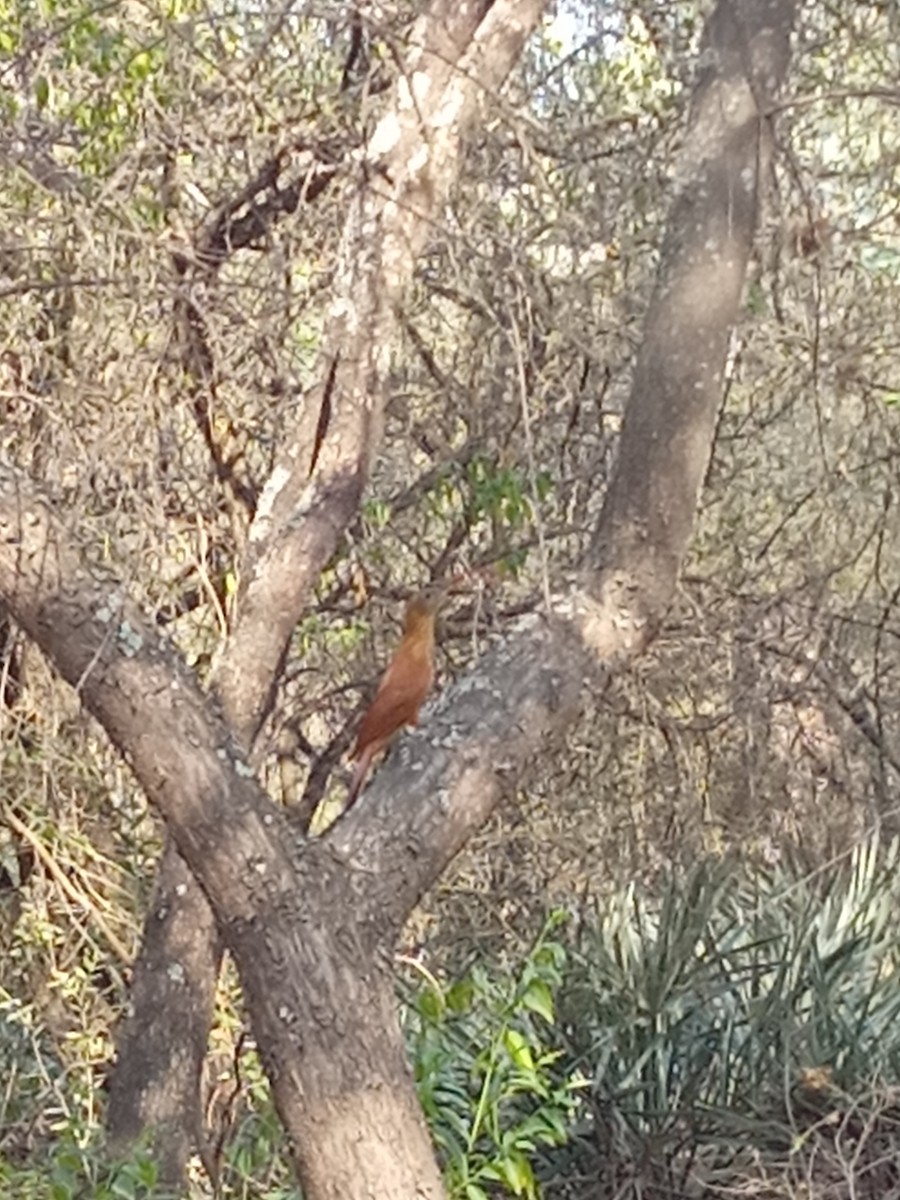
[106,843,220,1182]
[106,0,548,1184]
[233,933,446,1199]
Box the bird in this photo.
[346,585,447,809]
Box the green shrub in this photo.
[555,837,900,1191]
[403,912,585,1200]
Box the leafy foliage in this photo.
[403,913,584,1200]
[8,840,900,1197]
[554,838,900,1195]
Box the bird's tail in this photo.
[346,745,375,810]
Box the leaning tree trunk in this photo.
[0,1,796,1197]
[106,0,548,1186]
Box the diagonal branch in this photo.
[216,0,550,744]
[0,467,290,891]
[328,0,798,924]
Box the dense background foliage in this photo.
[3,0,900,1195]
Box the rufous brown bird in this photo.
[346,586,446,809]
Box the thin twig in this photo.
[0,804,133,964]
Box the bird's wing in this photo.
[352,654,434,758]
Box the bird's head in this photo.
[403,583,448,634]
[402,568,481,634]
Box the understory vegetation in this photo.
[5,838,900,1198]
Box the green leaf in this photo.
[501,1150,536,1197]
[127,49,154,80]
[521,979,555,1024]
[503,1028,535,1071]
[418,988,444,1021]
[464,1185,489,1200]
[446,979,474,1013]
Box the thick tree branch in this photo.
[0,472,291,894]
[0,463,445,1197]
[590,0,794,616]
[332,0,797,917]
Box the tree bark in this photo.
[0,1,796,1197]
[106,842,219,1181]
